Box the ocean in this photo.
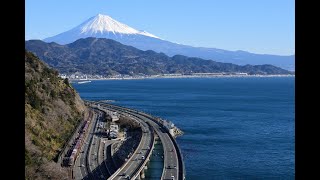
[72,77,295,179]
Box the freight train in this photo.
[64,111,93,166]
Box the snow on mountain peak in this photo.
[139,30,160,39]
[78,14,160,39]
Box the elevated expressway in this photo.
[87,101,185,180]
[73,110,112,180]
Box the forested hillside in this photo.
[25,51,87,179]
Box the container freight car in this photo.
[66,111,93,166]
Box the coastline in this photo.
[70,74,295,81]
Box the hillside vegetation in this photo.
[25,51,87,179]
[25,38,293,76]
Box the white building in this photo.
[59,74,67,79]
[106,110,119,122]
[192,72,223,76]
[109,124,119,139]
[163,120,174,129]
[110,115,119,122]
[163,120,175,136]
[110,124,119,132]
[235,72,248,75]
[163,73,182,76]
[109,131,118,139]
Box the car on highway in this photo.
[171,175,175,180]
[141,155,145,160]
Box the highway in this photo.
[92,101,183,180]
[147,118,178,180]
[87,111,106,179]
[73,110,113,180]
[101,106,154,180]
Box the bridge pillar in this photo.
[140,169,145,179]
[136,173,141,180]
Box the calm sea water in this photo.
[73,77,295,179]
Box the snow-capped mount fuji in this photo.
[43,14,294,71]
[44,14,162,45]
[77,14,160,38]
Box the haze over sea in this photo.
[73,77,295,179]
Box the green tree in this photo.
[63,78,70,86]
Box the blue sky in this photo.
[25,0,294,55]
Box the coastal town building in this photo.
[59,71,292,82]
[163,120,175,136]
[109,124,119,139]
[105,110,119,122]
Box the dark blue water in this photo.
[72,77,295,179]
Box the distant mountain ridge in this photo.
[25,38,293,76]
[43,14,294,71]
